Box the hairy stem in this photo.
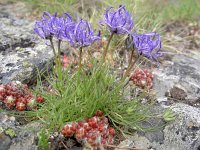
[49,37,57,61]
[124,49,135,77]
[129,49,134,65]
[57,39,63,80]
[102,32,114,63]
[79,47,83,69]
[124,55,141,78]
[57,40,62,66]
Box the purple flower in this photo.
[132,32,162,61]
[102,5,134,34]
[69,19,101,47]
[34,12,74,40]
[50,13,74,40]
[62,21,76,43]
[34,12,52,39]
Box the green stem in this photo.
[49,37,57,62]
[79,47,83,69]
[123,55,141,79]
[102,32,114,63]
[57,40,62,66]
[57,39,63,83]
[125,49,134,77]
[128,49,134,65]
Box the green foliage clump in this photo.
[29,62,151,133]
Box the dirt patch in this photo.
[164,21,200,52]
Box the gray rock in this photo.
[9,134,37,150]
[0,2,54,84]
[8,122,42,150]
[0,112,42,150]
[0,112,17,129]
[0,133,11,150]
[153,54,200,106]
[119,103,200,150]
[115,139,135,150]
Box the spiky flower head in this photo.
[102,5,134,34]
[69,19,101,47]
[49,13,74,40]
[132,32,162,61]
[62,21,76,43]
[34,12,52,39]
[34,12,74,40]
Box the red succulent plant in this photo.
[130,69,154,89]
[61,110,115,149]
[0,81,45,111]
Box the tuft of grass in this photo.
[25,62,154,134]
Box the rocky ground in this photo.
[0,1,200,150]
[0,1,52,150]
[0,1,53,85]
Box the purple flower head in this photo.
[62,21,76,43]
[50,13,74,40]
[132,32,162,61]
[70,19,101,47]
[34,12,74,40]
[34,12,52,39]
[102,5,134,34]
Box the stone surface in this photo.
[0,1,54,85]
[153,54,200,107]
[0,112,41,150]
[118,51,200,150]
[115,139,135,150]
[0,133,11,150]
[0,1,50,149]
[8,122,41,150]
[119,103,200,150]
